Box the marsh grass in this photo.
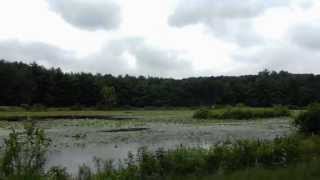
[193,106,291,120]
[0,122,50,180]
[70,135,320,179]
[171,160,320,180]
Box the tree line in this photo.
[1,60,319,107]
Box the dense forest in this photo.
[1,59,319,107]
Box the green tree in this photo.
[100,86,117,107]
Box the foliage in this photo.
[1,60,320,107]
[100,86,117,107]
[192,108,211,119]
[0,122,50,179]
[294,103,320,134]
[193,106,290,119]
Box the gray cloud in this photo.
[169,0,291,46]
[0,40,130,75]
[86,38,194,77]
[169,0,290,26]
[231,42,320,75]
[1,37,318,78]
[289,23,320,50]
[0,39,193,78]
[47,0,121,31]
[206,19,263,47]
[0,40,74,67]
[132,44,192,77]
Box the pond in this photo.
[0,112,294,174]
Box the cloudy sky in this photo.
[0,0,319,78]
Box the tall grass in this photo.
[171,160,320,180]
[193,106,290,119]
[71,135,320,179]
[0,123,50,179]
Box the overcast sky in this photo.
[0,0,319,78]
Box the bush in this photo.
[193,106,290,120]
[294,104,320,134]
[193,108,211,119]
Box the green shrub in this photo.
[294,104,320,134]
[193,106,290,120]
[193,109,211,119]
